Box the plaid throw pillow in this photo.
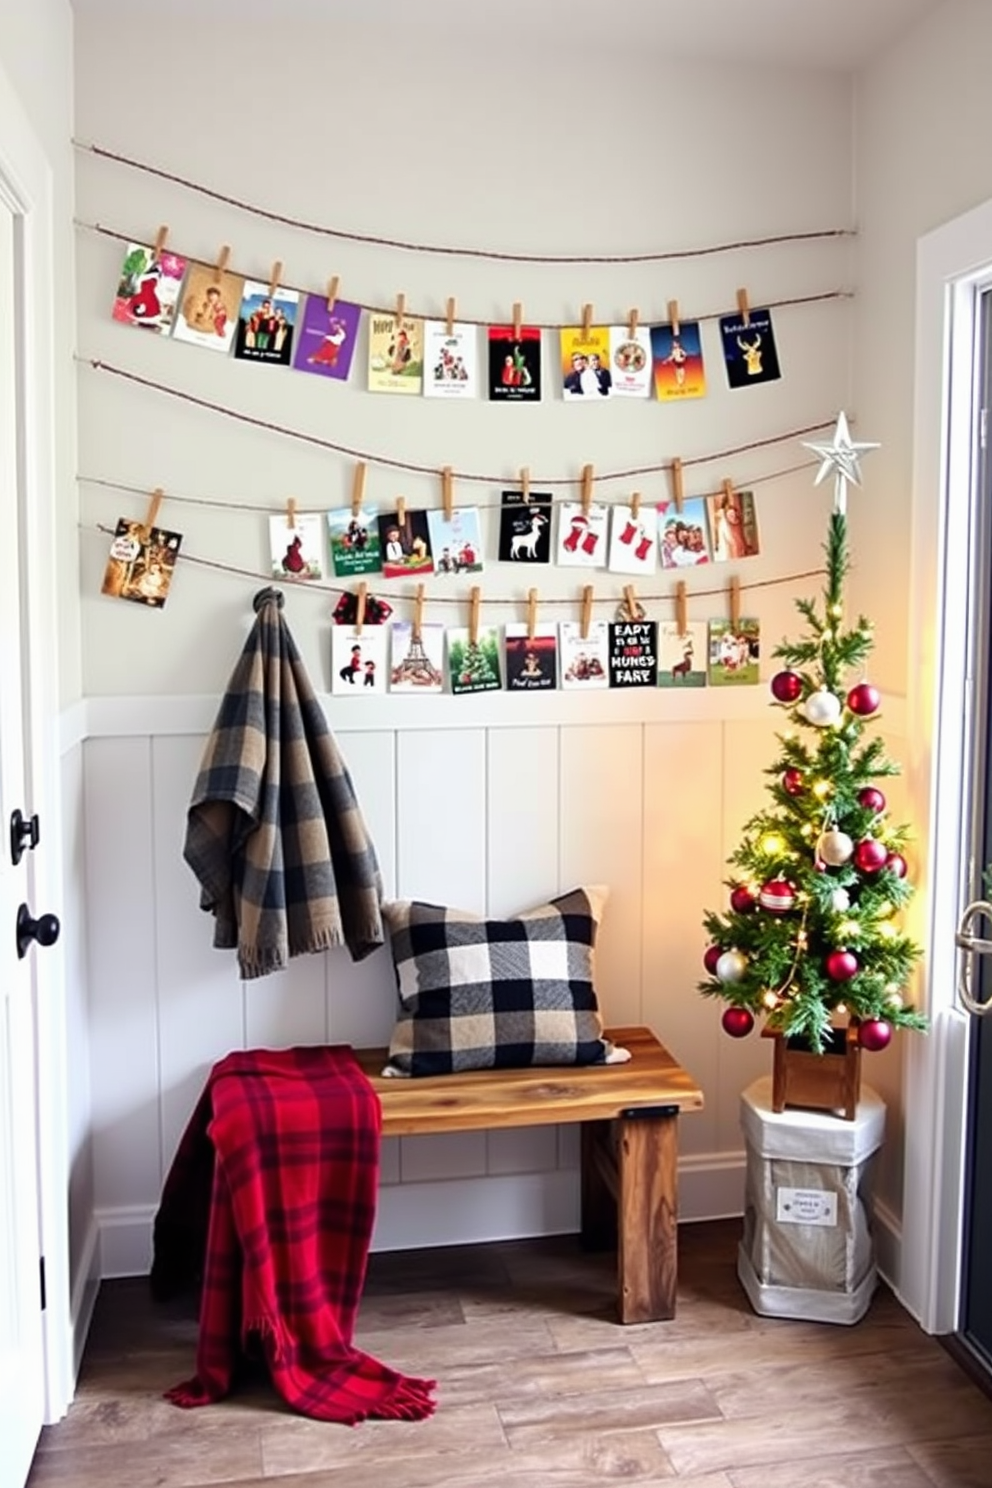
[381,886,629,1077]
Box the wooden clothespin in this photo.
[520,467,530,500]
[675,580,687,636]
[355,581,368,635]
[442,466,454,521]
[722,477,735,505]
[736,287,751,328]
[214,244,231,278]
[512,301,523,339]
[627,307,639,340]
[469,586,481,646]
[351,461,367,517]
[397,495,407,527]
[729,576,741,629]
[671,457,685,513]
[413,582,425,641]
[667,300,681,337]
[631,490,642,519]
[142,487,163,539]
[581,303,593,340]
[326,275,340,313]
[527,587,538,642]
[580,584,593,641]
[286,496,297,530]
[445,297,456,336]
[268,261,283,298]
[623,584,638,622]
[395,292,406,327]
[152,225,169,264]
[580,464,594,516]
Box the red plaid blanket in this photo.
[151,1045,435,1423]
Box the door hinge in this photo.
[39,1256,46,1312]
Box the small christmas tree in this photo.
[700,416,927,1056]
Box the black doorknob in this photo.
[16,903,60,960]
[10,809,40,867]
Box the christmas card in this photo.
[448,627,502,695]
[424,323,479,399]
[608,326,653,398]
[427,508,484,575]
[560,325,613,401]
[332,591,393,627]
[269,513,325,581]
[719,307,781,388]
[658,498,713,569]
[377,509,434,579]
[498,491,553,564]
[101,517,182,609]
[172,263,245,354]
[651,321,707,401]
[708,617,761,686]
[368,313,425,395]
[608,620,658,688]
[390,623,445,692]
[487,325,541,401]
[706,488,760,563]
[608,503,659,576]
[557,501,609,568]
[235,280,299,366]
[327,507,382,577]
[331,626,387,696]
[505,624,558,692]
[111,242,188,335]
[657,621,708,688]
[293,295,361,381]
[559,621,609,690]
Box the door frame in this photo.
[901,195,992,1333]
[0,59,72,1421]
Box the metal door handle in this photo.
[956,900,992,1014]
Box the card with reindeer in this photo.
[557,501,609,569]
[498,491,553,564]
[719,307,781,388]
[269,513,325,581]
[608,502,658,575]
[657,621,708,689]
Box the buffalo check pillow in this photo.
[380,886,629,1076]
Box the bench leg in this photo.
[617,1111,679,1324]
[580,1121,617,1251]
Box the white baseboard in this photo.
[870,1194,903,1299]
[69,1216,100,1386]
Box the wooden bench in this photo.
[354,1026,704,1324]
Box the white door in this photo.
[0,190,46,1488]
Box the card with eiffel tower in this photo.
[389,621,445,693]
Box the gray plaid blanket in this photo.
[183,589,383,979]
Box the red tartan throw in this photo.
[151,1045,436,1424]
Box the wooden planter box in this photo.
[762,1024,862,1122]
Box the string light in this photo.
[812,780,831,799]
[763,991,779,1010]
[760,834,786,855]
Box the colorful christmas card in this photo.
[608,620,658,688]
[608,503,659,576]
[651,321,707,401]
[487,326,541,402]
[235,280,299,366]
[708,617,761,686]
[427,508,484,575]
[657,621,708,688]
[424,323,479,399]
[269,513,325,581]
[559,621,610,690]
[706,488,760,563]
[101,518,182,609]
[448,627,502,695]
[608,326,653,399]
[560,325,613,400]
[719,307,781,388]
[390,622,445,693]
[658,498,713,569]
[368,313,425,395]
[293,295,361,381]
[498,491,553,564]
[172,263,245,353]
[327,506,382,577]
[377,509,434,579]
[111,243,188,335]
[505,624,558,692]
[331,626,388,696]
[557,501,609,569]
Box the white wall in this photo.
[73,6,864,1270]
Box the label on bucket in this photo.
[776,1187,838,1226]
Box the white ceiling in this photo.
[69,0,945,71]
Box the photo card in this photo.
[390,622,445,693]
[608,503,659,576]
[368,313,425,395]
[331,626,388,696]
[293,295,361,381]
[657,621,708,688]
[487,325,542,401]
[448,627,502,695]
[498,491,553,564]
[657,498,712,569]
[377,509,434,579]
[651,320,707,401]
[708,617,761,686]
[719,307,781,388]
[424,322,479,399]
[559,621,610,690]
[101,517,182,609]
[608,325,652,399]
[505,624,558,692]
[560,325,613,400]
[270,513,325,581]
[706,488,760,562]
[111,242,188,335]
[557,501,609,568]
[235,280,299,365]
[427,508,484,575]
[327,506,382,577]
[172,262,245,354]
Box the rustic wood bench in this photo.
[353,1026,704,1324]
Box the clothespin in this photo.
[469,586,481,646]
[631,490,642,520]
[214,244,231,278]
[151,225,169,264]
[445,296,456,336]
[668,299,681,337]
[268,260,283,298]
[395,292,406,327]
[671,457,685,513]
[722,477,735,505]
[520,467,531,500]
[580,584,593,641]
[581,464,594,516]
[442,466,454,521]
[512,301,523,339]
[413,582,425,641]
[736,287,751,328]
[142,487,163,540]
[730,576,741,629]
[286,497,297,530]
[623,584,637,622]
[627,307,639,340]
[397,496,407,527]
[355,582,368,636]
[527,587,538,642]
[581,303,593,340]
[351,461,367,517]
[676,580,687,636]
[326,275,340,313]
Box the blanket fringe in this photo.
[163,1376,215,1409]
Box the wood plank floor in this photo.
[29,1220,992,1488]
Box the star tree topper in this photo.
[803,411,879,514]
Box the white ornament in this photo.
[818,830,854,867]
[802,411,880,516]
[803,688,842,727]
[830,887,852,912]
[716,949,748,984]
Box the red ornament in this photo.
[730,885,757,914]
[858,787,887,813]
[886,852,908,879]
[770,670,804,704]
[722,1006,755,1039]
[759,879,796,913]
[703,944,723,975]
[847,682,881,716]
[854,837,888,873]
[825,949,859,981]
[782,767,804,796]
[859,1018,893,1052]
